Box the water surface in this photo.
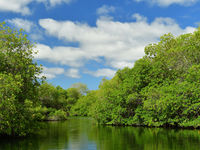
[0,118,200,150]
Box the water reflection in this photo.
[0,118,199,150]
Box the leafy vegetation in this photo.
[1,22,200,137]
[0,23,85,136]
[38,81,85,120]
[71,28,200,128]
[0,23,42,136]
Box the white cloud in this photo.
[134,0,198,7]
[29,33,43,41]
[0,0,74,15]
[84,68,116,78]
[35,44,86,67]
[110,61,134,69]
[7,18,34,32]
[132,13,147,22]
[36,0,72,7]
[37,14,195,71]
[39,66,81,79]
[6,18,43,41]
[0,0,33,15]
[40,66,65,79]
[96,5,115,15]
[65,68,81,78]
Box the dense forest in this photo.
[76,28,200,128]
[0,23,86,136]
[0,22,200,137]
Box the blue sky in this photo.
[1,0,200,90]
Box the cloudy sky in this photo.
[1,0,199,89]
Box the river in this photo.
[0,118,200,150]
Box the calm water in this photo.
[0,118,200,150]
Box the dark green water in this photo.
[0,118,200,150]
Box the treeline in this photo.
[71,28,200,128]
[37,81,88,121]
[0,23,42,136]
[0,23,87,136]
[1,22,200,136]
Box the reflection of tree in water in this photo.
[0,119,200,150]
[0,118,96,150]
[88,125,144,150]
[0,122,69,150]
[89,124,200,150]
[38,122,69,150]
[66,118,97,150]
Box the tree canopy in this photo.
[1,23,200,137]
[0,23,42,136]
[71,28,200,128]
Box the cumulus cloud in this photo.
[0,0,32,15]
[40,66,65,79]
[65,68,81,78]
[6,18,43,41]
[35,44,86,67]
[7,18,34,32]
[132,13,147,22]
[96,5,115,15]
[110,61,134,69]
[84,68,116,78]
[36,14,195,71]
[0,0,74,15]
[29,33,43,41]
[134,0,198,7]
[39,66,80,79]
[36,0,72,7]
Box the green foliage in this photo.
[0,23,41,102]
[1,22,200,137]
[39,82,68,110]
[38,81,85,119]
[0,74,40,136]
[48,110,67,121]
[65,87,82,112]
[70,82,89,95]
[0,23,42,136]
[85,28,200,128]
[89,76,127,125]
[70,90,97,116]
[139,80,200,127]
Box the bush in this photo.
[70,91,97,116]
[48,110,67,121]
[0,23,42,136]
[87,28,200,128]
